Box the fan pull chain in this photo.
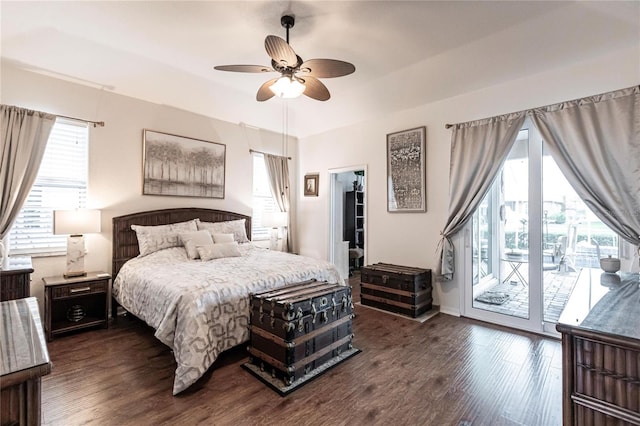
[281,100,289,157]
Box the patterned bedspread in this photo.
[112,244,343,394]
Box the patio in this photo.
[473,267,581,322]
[473,240,617,322]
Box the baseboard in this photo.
[438,305,461,317]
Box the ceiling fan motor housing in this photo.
[281,15,295,29]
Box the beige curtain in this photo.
[437,112,526,280]
[1,105,56,241]
[531,85,640,251]
[440,85,640,280]
[263,153,292,252]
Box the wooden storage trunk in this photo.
[360,263,432,318]
[247,280,354,386]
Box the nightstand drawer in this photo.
[51,280,108,299]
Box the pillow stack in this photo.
[131,218,248,260]
[178,230,241,260]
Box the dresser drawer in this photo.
[51,280,108,299]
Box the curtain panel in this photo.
[0,105,56,244]
[437,112,526,279]
[440,85,640,280]
[263,153,292,252]
[530,85,640,251]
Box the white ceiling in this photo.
[2,1,639,137]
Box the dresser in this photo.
[0,257,33,301]
[556,269,640,425]
[0,297,52,426]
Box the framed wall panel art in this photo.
[143,129,226,198]
[387,126,426,212]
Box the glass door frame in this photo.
[462,120,550,335]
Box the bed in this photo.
[111,208,343,395]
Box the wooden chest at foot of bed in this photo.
[247,280,354,386]
[360,263,432,318]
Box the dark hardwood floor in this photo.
[41,274,563,425]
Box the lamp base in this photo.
[66,234,86,278]
[269,227,279,251]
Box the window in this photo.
[251,154,279,240]
[8,118,89,255]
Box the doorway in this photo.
[463,119,620,335]
[329,166,367,281]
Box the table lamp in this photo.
[53,209,101,278]
[262,211,287,251]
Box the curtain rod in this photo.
[3,104,105,127]
[444,84,640,130]
[249,149,292,160]
[56,114,105,128]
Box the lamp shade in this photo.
[269,76,305,99]
[262,211,288,228]
[53,209,101,235]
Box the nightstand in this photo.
[42,272,111,341]
[0,257,33,301]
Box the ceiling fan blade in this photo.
[302,76,330,101]
[214,65,274,73]
[300,59,356,78]
[265,35,299,68]
[256,78,279,102]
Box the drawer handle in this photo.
[70,287,91,294]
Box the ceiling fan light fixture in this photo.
[215,14,354,102]
[269,75,305,99]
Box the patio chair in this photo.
[542,237,562,271]
[543,237,561,264]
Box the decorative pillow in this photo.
[131,219,198,257]
[179,230,214,259]
[197,242,242,261]
[197,219,249,243]
[211,233,234,244]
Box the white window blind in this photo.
[8,118,89,255]
[252,154,279,241]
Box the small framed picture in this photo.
[304,174,319,197]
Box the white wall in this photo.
[296,45,640,316]
[2,44,638,317]
[1,62,298,311]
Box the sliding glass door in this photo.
[464,119,619,334]
[465,127,542,332]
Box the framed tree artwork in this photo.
[387,126,426,212]
[142,129,226,198]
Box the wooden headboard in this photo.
[112,208,251,278]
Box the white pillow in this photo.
[131,219,198,256]
[197,242,242,261]
[180,230,214,259]
[212,233,234,243]
[197,219,249,243]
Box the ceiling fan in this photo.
[214,15,355,102]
